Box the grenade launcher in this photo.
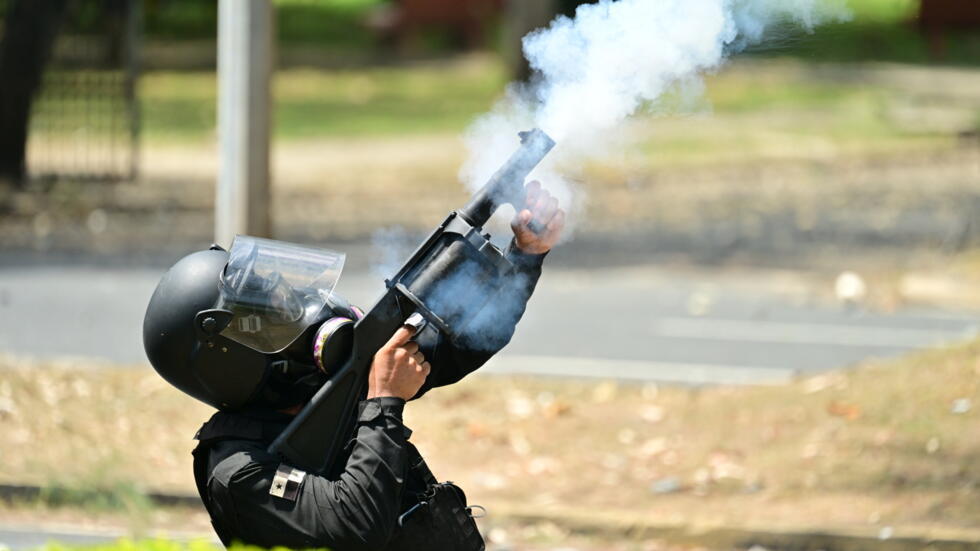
[269,128,556,473]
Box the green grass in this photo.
[139,61,508,142]
[138,58,966,143]
[35,56,974,171]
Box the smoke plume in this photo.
[460,0,849,224]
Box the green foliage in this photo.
[34,540,328,551]
[734,0,979,66]
[144,0,382,50]
[143,0,218,40]
[846,0,918,22]
[274,0,382,47]
[748,22,980,66]
[2,0,964,65]
[36,540,218,551]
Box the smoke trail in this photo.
[460,0,849,222]
[441,0,847,354]
[370,226,416,280]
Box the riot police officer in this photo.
[143,182,564,550]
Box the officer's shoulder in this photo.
[196,411,268,442]
[209,439,278,487]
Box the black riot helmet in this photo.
[143,237,359,411]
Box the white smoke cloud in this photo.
[460,0,850,228]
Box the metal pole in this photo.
[216,0,274,248]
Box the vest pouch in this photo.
[389,482,485,551]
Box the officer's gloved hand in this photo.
[511,180,566,255]
[367,326,431,401]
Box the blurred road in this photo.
[0,526,122,550]
[1,254,976,384]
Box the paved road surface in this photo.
[0,259,976,384]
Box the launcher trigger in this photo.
[403,312,428,337]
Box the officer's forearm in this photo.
[415,244,547,394]
[311,397,409,550]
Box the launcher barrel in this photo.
[458,129,556,229]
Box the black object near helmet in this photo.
[142,237,358,411]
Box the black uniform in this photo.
[192,246,545,550]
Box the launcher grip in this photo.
[526,215,547,235]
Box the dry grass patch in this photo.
[1,340,978,536]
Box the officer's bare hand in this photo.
[367,326,430,401]
[511,180,565,255]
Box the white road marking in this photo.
[650,317,977,348]
[485,355,796,385]
[912,311,980,323]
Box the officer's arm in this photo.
[215,398,411,551]
[413,242,546,395]
[415,181,563,395]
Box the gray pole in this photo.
[215,0,274,248]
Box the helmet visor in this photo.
[217,236,346,352]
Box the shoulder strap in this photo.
[191,441,213,507]
[406,441,437,486]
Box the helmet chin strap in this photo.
[253,308,357,410]
[290,369,329,398]
[260,357,326,410]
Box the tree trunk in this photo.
[0,0,71,186]
[504,0,558,82]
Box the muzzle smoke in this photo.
[377,1,849,353]
[460,0,849,229]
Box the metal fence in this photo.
[21,0,141,183]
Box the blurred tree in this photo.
[919,0,980,58]
[559,0,592,17]
[505,0,596,81]
[0,0,71,187]
[368,0,503,52]
[504,0,558,81]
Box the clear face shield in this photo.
[216,236,346,353]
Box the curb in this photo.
[0,483,201,509]
[3,484,980,551]
[490,507,980,551]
